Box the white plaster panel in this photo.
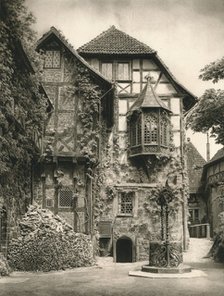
[142,59,158,70]
[133,71,140,82]
[156,83,176,95]
[170,98,180,114]
[173,132,181,147]
[118,116,127,131]
[119,135,126,149]
[119,99,127,114]
[132,83,141,94]
[171,116,180,130]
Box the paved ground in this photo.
[0,238,224,296]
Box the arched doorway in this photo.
[116,237,133,262]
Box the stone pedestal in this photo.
[149,241,183,268]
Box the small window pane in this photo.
[102,63,113,80]
[59,188,73,208]
[53,51,61,68]
[117,63,129,80]
[119,192,134,214]
[45,51,53,68]
[44,51,61,69]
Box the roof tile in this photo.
[77,26,155,55]
[186,139,206,193]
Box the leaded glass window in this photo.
[44,50,61,68]
[119,192,134,214]
[59,187,73,208]
[160,113,169,146]
[144,114,158,144]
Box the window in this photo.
[144,115,158,144]
[189,209,200,224]
[117,63,130,80]
[46,198,54,208]
[59,187,73,208]
[101,61,130,81]
[102,63,113,80]
[130,116,141,146]
[44,50,61,68]
[118,192,134,215]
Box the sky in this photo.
[26,0,224,159]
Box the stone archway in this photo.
[116,236,133,262]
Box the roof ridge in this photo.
[77,25,155,54]
[77,26,117,52]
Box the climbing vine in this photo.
[0,1,46,218]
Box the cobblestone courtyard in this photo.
[0,239,224,296]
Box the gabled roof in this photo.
[186,138,206,193]
[204,147,224,167]
[78,26,197,111]
[36,27,112,86]
[128,77,171,115]
[77,26,155,55]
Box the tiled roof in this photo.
[36,27,112,85]
[78,26,197,111]
[77,26,155,55]
[186,139,206,193]
[206,147,224,165]
[128,78,171,115]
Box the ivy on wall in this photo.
[0,1,46,218]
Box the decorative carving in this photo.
[149,242,183,267]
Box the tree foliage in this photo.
[0,0,45,210]
[187,57,224,145]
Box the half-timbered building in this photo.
[35,26,197,262]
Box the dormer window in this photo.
[44,50,61,69]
